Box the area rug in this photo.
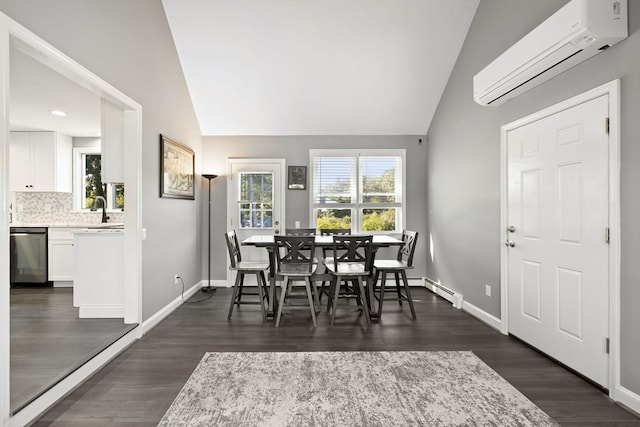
[159,351,558,426]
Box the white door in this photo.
[227,159,285,284]
[506,95,609,387]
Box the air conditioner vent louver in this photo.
[473,0,627,107]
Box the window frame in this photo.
[72,147,123,212]
[309,149,406,234]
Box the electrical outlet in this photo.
[174,274,180,286]
[485,285,492,297]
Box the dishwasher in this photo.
[10,227,51,286]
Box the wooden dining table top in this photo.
[241,234,403,247]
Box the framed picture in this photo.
[288,165,307,190]
[160,134,195,199]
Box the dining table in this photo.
[241,233,404,320]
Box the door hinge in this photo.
[605,337,610,354]
[605,227,610,244]
[605,117,610,135]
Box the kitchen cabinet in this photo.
[74,230,124,318]
[48,227,85,285]
[9,131,72,192]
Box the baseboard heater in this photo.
[423,277,463,309]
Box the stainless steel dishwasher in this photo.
[10,227,50,286]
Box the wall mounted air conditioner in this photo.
[473,0,627,106]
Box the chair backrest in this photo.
[319,228,351,236]
[285,228,316,236]
[224,230,242,268]
[320,228,351,256]
[332,235,374,273]
[397,230,419,266]
[274,235,316,274]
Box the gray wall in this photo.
[201,135,428,282]
[0,0,204,320]
[427,1,640,394]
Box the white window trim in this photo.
[309,148,406,234]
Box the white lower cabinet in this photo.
[74,231,124,318]
[48,228,85,284]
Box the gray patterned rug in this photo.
[159,351,558,426]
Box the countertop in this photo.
[10,223,124,229]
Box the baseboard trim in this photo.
[140,281,202,336]
[616,385,640,416]
[202,279,230,288]
[9,327,138,427]
[461,300,502,332]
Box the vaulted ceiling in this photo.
[162,0,479,136]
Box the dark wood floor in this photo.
[10,287,134,413]
[31,287,640,426]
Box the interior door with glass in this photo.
[227,159,285,284]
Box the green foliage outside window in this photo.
[84,154,125,210]
[85,154,104,209]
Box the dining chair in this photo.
[318,228,351,302]
[372,230,418,319]
[224,230,270,321]
[285,228,316,236]
[274,235,319,327]
[325,235,373,328]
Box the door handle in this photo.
[507,225,516,233]
[505,240,515,247]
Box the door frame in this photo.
[500,80,620,397]
[0,13,143,425]
[226,158,286,284]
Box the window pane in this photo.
[362,208,397,231]
[315,208,352,230]
[239,172,274,229]
[313,157,354,204]
[84,154,103,208]
[113,184,125,209]
[360,156,400,204]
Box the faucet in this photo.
[90,196,110,223]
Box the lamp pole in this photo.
[202,174,218,293]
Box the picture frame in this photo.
[160,134,195,199]
[288,165,307,190]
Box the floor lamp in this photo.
[202,174,218,293]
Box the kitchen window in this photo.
[310,149,405,233]
[73,147,124,211]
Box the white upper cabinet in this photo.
[9,131,72,192]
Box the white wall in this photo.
[0,0,204,320]
[427,0,640,397]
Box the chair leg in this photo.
[275,277,290,327]
[401,270,416,319]
[228,272,242,319]
[310,279,320,313]
[394,272,403,306]
[260,271,270,306]
[356,276,371,329]
[305,278,317,327]
[238,274,245,301]
[330,275,341,326]
[326,277,336,313]
[255,272,267,321]
[377,271,387,318]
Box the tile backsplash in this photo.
[12,192,124,225]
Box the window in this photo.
[73,147,124,211]
[310,149,405,233]
[239,172,273,228]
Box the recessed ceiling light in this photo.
[49,109,66,117]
